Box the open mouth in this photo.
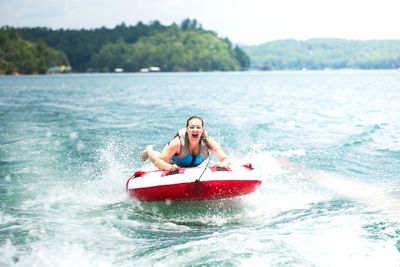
[192,133,199,138]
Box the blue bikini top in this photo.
[170,128,209,167]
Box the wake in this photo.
[280,158,400,221]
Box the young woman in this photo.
[141,115,230,172]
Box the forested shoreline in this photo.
[0,28,69,74]
[1,19,400,74]
[1,19,249,74]
[242,39,400,70]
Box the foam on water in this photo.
[287,214,400,267]
[289,165,400,221]
[0,239,113,267]
[0,140,138,266]
[232,149,400,265]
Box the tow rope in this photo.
[195,155,212,183]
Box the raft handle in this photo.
[242,163,254,170]
[210,165,232,172]
[162,168,185,176]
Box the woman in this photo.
[141,115,230,172]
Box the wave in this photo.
[340,124,382,148]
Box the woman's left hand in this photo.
[215,158,230,168]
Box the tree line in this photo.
[4,19,399,74]
[242,38,400,70]
[4,19,249,73]
[0,28,69,74]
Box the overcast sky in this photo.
[1,0,399,45]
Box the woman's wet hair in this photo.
[186,115,204,127]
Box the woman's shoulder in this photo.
[169,136,181,148]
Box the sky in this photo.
[1,0,400,45]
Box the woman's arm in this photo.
[207,137,231,167]
[154,137,181,171]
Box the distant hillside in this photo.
[0,28,69,74]
[242,39,400,70]
[13,19,250,73]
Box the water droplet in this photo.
[69,132,79,140]
[77,141,85,151]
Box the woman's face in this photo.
[186,118,204,144]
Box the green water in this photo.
[1,71,399,266]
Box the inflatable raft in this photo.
[126,163,262,201]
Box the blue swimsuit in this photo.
[172,153,205,167]
[170,128,209,167]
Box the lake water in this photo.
[1,71,399,266]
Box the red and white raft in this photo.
[126,163,262,201]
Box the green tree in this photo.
[91,26,244,72]
[242,38,400,70]
[0,28,69,74]
[16,19,250,72]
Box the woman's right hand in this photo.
[169,164,179,172]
